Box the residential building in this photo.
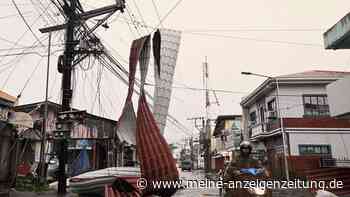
[0,90,16,121]
[14,101,137,175]
[327,76,350,119]
[240,70,350,177]
[0,90,17,194]
[212,115,242,171]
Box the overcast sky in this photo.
[1,0,350,144]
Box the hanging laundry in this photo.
[152,29,182,135]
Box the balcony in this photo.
[250,117,350,138]
[249,123,266,137]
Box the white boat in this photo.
[69,167,140,196]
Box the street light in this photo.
[241,71,290,181]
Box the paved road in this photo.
[174,169,220,197]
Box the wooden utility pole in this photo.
[39,0,125,194]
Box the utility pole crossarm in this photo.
[39,2,125,33]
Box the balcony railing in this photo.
[320,158,350,168]
[250,120,279,137]
[266,119,280,131]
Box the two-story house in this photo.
[212,115,242,171]
[241,70,350,176]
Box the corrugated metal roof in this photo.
[0,90,16,103]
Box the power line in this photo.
[151,0,163,28]
[0,11,33,20]
[0,36,30,47]
[0,49,63,57]
[18,56,45,98]
[144,82,248,94]
[110,16,323,48]
[155,0,183,29]
[0,3,32,7]
[98,54,194,136]
[131,0,147,28]
[125,5,141,36]
[184,28,326,33]
[12,0,44,46]
[0,43,64,52]
[0,2,54,68]
[185,32,323,47]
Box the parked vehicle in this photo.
[181,160,192,171]
[47,156,59,182]
[69,167,140,196]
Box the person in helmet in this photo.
[223,141,266,197]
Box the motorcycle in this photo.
[223,167,271,197]
[315,190,338,197]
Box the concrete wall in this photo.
[247,85,327,120]
[275,85,327,118]
[327,76,350,117]
[289,131,350,159]
[247,84,328,137]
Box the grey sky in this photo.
[1,0,350,144]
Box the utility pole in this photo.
[187,116,215,170]
[203,57,211,172]
[39,32,51,183]
[189,136,194,169]
[39,0,125,194]
[57,1,76,193]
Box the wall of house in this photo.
[247,84,328,137]
[278,85,327,118]
[247,85,327,120]
[327,76,350,117]
[289,131,350,159]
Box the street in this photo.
[174,169,220,197]
[173,169,317,197]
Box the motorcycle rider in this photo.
[223,141,269,197]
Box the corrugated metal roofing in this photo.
[0,90,16,103]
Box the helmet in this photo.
[240,141,252,151]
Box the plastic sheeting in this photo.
[153,29,182,135]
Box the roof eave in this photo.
[240,77,340,107]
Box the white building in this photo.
[212,115,242,170]
[327,76,350,119]
[241,70,350,174]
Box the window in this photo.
[303,95,330,117]
[249,111,257,125]
[299,144,332,156]
[259,106,265,123]
[267,99,276,111]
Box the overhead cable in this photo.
[12,0,44,46]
